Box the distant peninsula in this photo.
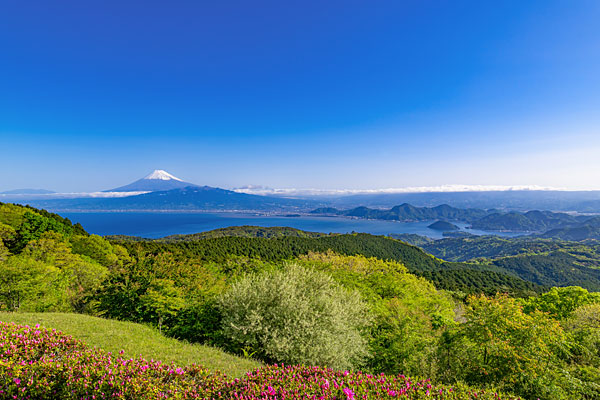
[428,220,460,231]
[0,188,55,195]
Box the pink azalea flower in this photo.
[343,387,355,400]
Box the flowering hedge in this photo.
[0,321,518,399]
[224,365,518,400]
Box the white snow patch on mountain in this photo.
[143,170,183,181]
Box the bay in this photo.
[59,211,523,239]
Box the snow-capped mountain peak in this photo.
[143,170,183,181]
[106,170,197,192]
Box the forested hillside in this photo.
[310,203,490,222]
[160,225,330,240]
[111,233,541,296]
[422,236,600,262]
[2,203,600,399]
[0,202,128,313]
[422,235,600,290]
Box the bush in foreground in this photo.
[217,263,372,369]
[0,321,518,399]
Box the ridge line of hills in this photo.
[311,204,600,239]
[105,224,600,293]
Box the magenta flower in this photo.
[343,387,355,400]
[0,321,519,400]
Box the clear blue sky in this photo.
[1,0,599,192]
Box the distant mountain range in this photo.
[0,188,56,194]
[537,216,600,241]
[5,169,600,213]
[4,170,600,231]
[310,204,600,238]
[470,210,586,231]
[310,204,491,223]
[18,170,315,212]
[323,190,600,212]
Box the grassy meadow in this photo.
[0,312,261,377]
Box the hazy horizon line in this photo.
[234,184,596,196]
[5,184,600,199]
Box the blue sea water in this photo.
[59,212,523,239]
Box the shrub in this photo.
[563,303,600,398]
[217,263,371,369]
[522,286,600,320]
[297,251,456,376]
[440,294,568,400]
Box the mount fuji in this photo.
[20,170,317,212]
[107,170,199,192]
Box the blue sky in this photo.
[1,0,599,192]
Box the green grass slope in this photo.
[0,312,260,377]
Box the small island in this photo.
[428,220,460,231]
